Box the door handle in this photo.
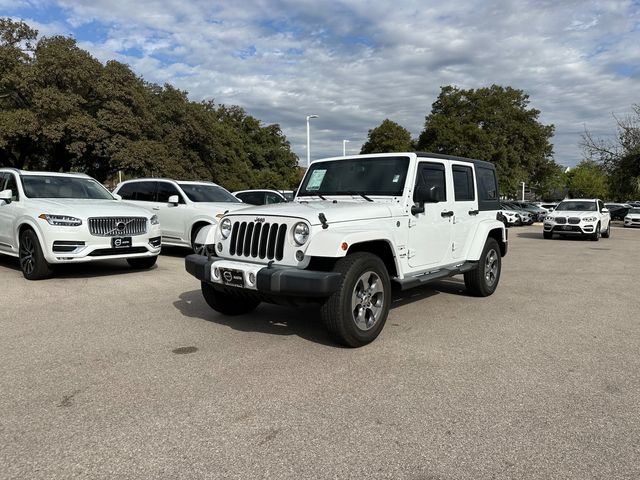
[441,210,454,218]
[152,207,160,211]
[468,209,479,216]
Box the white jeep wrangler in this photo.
[185,153,507,347]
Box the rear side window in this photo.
[476,165,500,211]
[416,162,446,202]
[452,165,475,201]
[236,192,265,205]
[265,192,284,204]
[118,181,156,202]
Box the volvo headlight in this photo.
[293,222,309,245]
[220,218,232,239]
[583,217,597,222]
[150,215,159,225]
[38,214,82,226]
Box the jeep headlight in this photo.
[38,214,82,226]
[150,214,159,225]
[293,222,309,245]
[583,217,597,222]
[220,218,232,239]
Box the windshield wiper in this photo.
[346,191,373,202]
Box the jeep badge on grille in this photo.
[254,217,265,222]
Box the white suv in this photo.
[0,169,161,280]
[543,198,611,240]
[186,152,507,347]
[113,179,246,252]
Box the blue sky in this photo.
[2,0,640,167]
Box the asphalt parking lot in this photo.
[1,224,639,479]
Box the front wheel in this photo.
[127,256,158,269]
[19,229,53,280]
[320,252,391,348]
[201,282,259,316]
[601,221,611,238]
[464,237,501,297]
[590,223,601,241]
[543,231,552,239]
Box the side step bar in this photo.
[395,261,477,291]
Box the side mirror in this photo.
[168,195,180,206]
[112,193,122,201]
[413,185,440,204]
[601,208,609,213]
[0,189,12,205]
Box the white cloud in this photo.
[20,1,640,166]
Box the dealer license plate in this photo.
[111,236,132,248]
[220,268,245,287]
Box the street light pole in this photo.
[342,139,350,156]
[306,115,318,165]
[521,182,526,201]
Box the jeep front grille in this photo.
[555,217,567,224]
[88,217,147,236]
[229,221,287,261]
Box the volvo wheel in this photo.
[19,229,53,280]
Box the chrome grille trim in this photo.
[229,221,287,261]
[88,217,148,237]
[555,216,567,224]
[568,217,580,224]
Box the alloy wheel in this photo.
[351,271,385,331]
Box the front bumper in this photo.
[543,223,596,235]
[624,218,640,227]
[185,254,342,297]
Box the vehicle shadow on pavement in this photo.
[0,254,157,278]
[0,255,20,272]
[173,289,337,347]
[390,278,470,309]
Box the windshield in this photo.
[555,201,597,211]
[282,191,294,201]
[21,175,113,200]
[178,183,240,203]
[298,156,410,197]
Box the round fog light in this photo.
[217,242,223,252]
[248,272,256,284]
[295,250,304,261]
[213,267,220,278]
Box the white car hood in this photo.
[190,202,249,215]
[625,212,640,219]
[551,210,600,217]
[225,200,395,226]
[28,198,153,219]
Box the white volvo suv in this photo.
[113,179,246,252]
[0,169,162,280]
[543,198,611,240]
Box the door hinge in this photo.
[409,218,417,227]
[408,249,416,259]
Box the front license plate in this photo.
[220,268,245,287]
[561,225,572,231]
[111,236,132,248]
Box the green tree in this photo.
[566,160,609,199]
[360,119,414,154]
[417,85,556,197]
[582,105,640,201]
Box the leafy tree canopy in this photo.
[417,85,557,197]
[360,119,414,154]
[582,105,640,201]
[566,160,609,199]
[0,18,300,190]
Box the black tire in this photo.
[127,256,158,269]
[464,237,501,297]
[543,231,552,239]
[590,223,601,241]
[601,221,611,238]
[320,252,391,348]
[19,229,53,280]
[201,282,259,316]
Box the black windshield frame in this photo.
[298,156,410,197]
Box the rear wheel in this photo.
[201,282,260,316]
[19,229,53,280]
[127,256,158,269]
[464,237,501,297]
[321,252,391,348]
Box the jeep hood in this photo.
[27,198,154,218]
[225,200,395,226]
